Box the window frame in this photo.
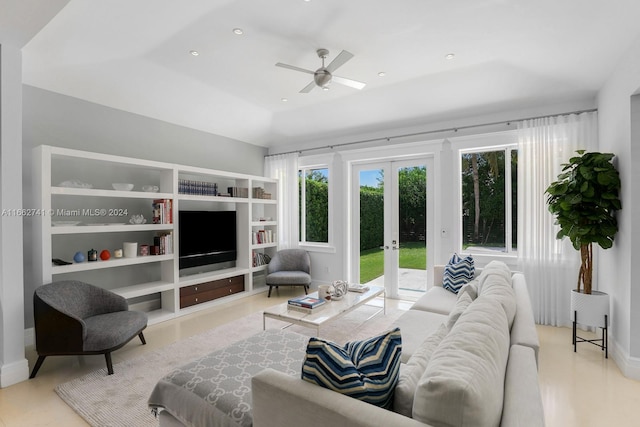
[453,131,518,258]
[298,155,334,252]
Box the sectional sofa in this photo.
[150,260,544,426]
[252,261,543,427]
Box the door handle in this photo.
[379,246,389,250]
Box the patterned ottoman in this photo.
[149,329,309,427]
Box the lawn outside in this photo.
[359,242,426,283]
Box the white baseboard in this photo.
[610,335,640,380]
[0,358,30,388]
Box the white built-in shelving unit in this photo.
[33,145,278,324]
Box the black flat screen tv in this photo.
[178,210,237,270]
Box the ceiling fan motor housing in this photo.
[314,69,332,88]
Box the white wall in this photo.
[21,86,268,331]
[597,34,640,378]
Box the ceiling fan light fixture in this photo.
[314,69,332,88]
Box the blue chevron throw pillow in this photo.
[301,328,402,408]
[443,253,475,294]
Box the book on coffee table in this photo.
[288,296,326,309]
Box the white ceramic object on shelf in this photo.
[112,183,134,191]
[129,214,147,224]
[59,180,92,189]
[123,242,138,258]
[142,185,159,192]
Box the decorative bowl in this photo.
[112,183,134,191]
[142,185,159,192]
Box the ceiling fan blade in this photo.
[299,81,317,93]
[332,75,366,90]
[325,50,354,73]
[275,62,315,75]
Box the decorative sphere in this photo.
[100,249,111,260]
[73,251,85,263]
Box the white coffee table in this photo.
[262,285,385,336]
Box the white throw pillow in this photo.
[394,323,448,417]
[412,298,510,427]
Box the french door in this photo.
[351,157,433,299]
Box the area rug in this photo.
[55,305,404,427]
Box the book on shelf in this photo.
[252,229,274,245]
[287,296,326,309]
[252,251,271,267]
[153,232,173,255]
[227,186,248,198]
[348,284,370,293]
[152,199,173,224]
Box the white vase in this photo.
[570,289,609,328]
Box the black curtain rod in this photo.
[265,107,598,158]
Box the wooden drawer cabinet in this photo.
[180,275,245,308]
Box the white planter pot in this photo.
[570,289,609,328]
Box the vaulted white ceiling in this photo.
[13,0,640,147]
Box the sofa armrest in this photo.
[511,274,540,363]
[501,345,545,427]
[252,369,427,427]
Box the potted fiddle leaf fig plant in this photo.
[545,150,621,356]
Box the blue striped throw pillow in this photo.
[301,328,402,408]
[442,253,474,294]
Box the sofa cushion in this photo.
[301,328,402,408]
[411,286,458,315]
[391,310,447,363]
[446,291,473,330]
[457,280,478,301]
[412,297,510,427]
[393,323,448,417]
[477,262,517,329]
[443,254,475,294]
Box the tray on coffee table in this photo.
[262,285,385,336]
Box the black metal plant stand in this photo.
[573,311,608,358]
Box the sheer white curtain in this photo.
[264,152,299,249]
[517,112,598,326]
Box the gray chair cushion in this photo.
[83,310,148,351]
[266,271,311,285]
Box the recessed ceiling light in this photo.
[281,98,288,102]
[378,71,386,77]
[322,86,330,91]
[233,28,244,35]
[445,53,455,60]
[190,50,200,56]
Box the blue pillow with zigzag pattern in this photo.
[301,328,402,408]
[443,253,475,294]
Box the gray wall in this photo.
[22,85,267,327]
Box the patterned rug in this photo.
[55,305,404,427]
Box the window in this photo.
[460,146,517,254]
[299,166,329,244]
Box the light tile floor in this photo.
[0,288,638,427]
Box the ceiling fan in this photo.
[276,48,366,93]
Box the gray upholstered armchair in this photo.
[266,249,311,297]
[30,280,148,378]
